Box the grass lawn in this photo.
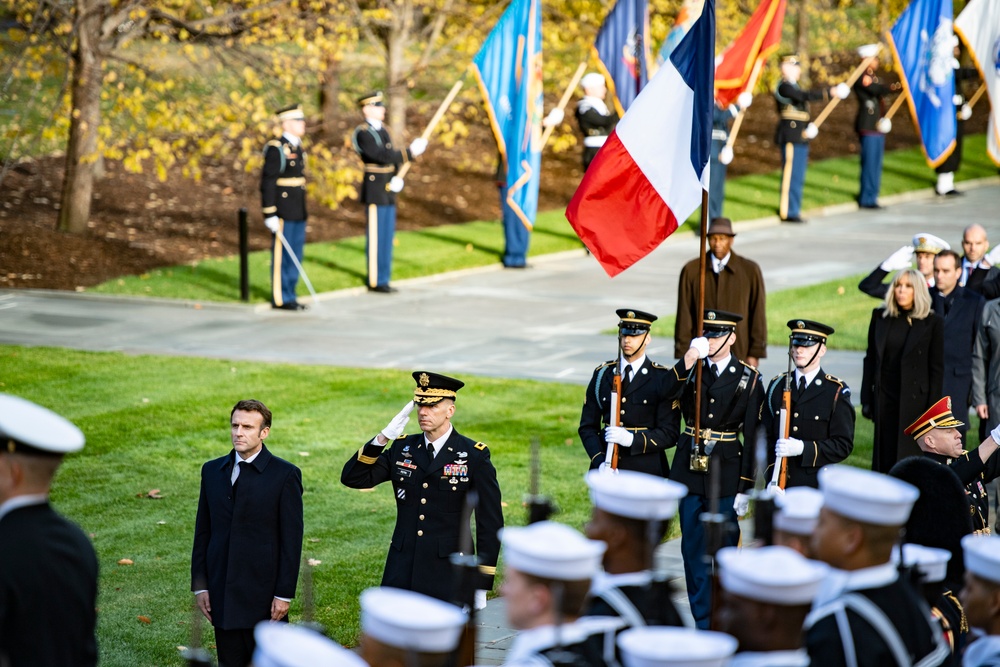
[3,344,875,665]
[651,273,879,351]
[88,135,997,303]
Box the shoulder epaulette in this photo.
[739,360,761,375]
[594,360,615,371]
[769,372,788,386]
[650,361,670,370]
[474,442,488,451]
[824,374,846,387]
[395,434,407,440]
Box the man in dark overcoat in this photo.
[761,319,855,489]
[341,372,503,608]
[191,399,304,667]
[674,218,767,369]
[0,394,98,667]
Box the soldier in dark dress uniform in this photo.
[575,73,618,172]
[935,49,980,197]
[351,91,426,293]
[854,55,897,209]
[579,308,705,476]
[0,395,98,667]
[805,465,951,667]
[261,104,309,310]
[774,54,847,223]
[669,309,763,629]
[341,372,502,605]
[499,521,624,667]
[904,396,1000,535]
[582,469,687,628]
[761,319,855,489]
[708,92,753,223]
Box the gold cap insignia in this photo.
[797,320,805,328]
[707,311,717,321]
[627,311,635,319]
[946,397,952,409]
[419,373,430,387]
[918,236,927,246]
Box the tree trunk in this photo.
[795,0,809,81]
[320,54,341,138]
[386,0,413,140]
[58,0,104,234]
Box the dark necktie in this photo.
[798,375,806,396]
[622,365,633,392]
[232,460,247,499]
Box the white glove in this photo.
[689,337,709,359]
[984,246,1000,267]
[880,245,914,271]
[737,91,753,109]
[959,104,972,121]
[409,137,427,156]
[389,176,404,193]
[604,426,634,448]
[734,493,751,517]
[876,117,892,134]
[543,108,565,127]
[475,590,488,610]
[719,145,734,165]
[381,401,414,441]
[804,123,819,140]
[598,462,618,475]
[990,423,1000,445]
[775,437,805,458]
[264,216,280,234]
[834,83,851,100]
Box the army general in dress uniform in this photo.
[670,309,763,630]
[351,91,427,293]
[761,319,855,489]
[341,372,503,604]
[579,309,705,477]
[261,104,309,310]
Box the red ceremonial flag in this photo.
[714,0,787,107]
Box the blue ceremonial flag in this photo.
[594,0,652,116]
[472,0,543,230]
[887,0,957,167]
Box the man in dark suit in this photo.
[579,308,705,476]
[191,399,304,667]
[960,224,994,293]
[352,91,426,293]
[0,394,98,667]
[761,319,855,489]
[670,309,763,629]
[261,104,309,311]
[341,372,503,607]
[933,250,984,443]
[805,465,950,667]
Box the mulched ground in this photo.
[0,73,988,292]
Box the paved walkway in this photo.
[2,179,998,662]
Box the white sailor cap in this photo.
[962,534,1000,585]
[892,544,951,583]
[500,521,606,580]
[774,487,824,535]
[912,233,950,254]
[0,394,85,456]
[580,72,606,90]
[717,545,828,605]
[586,470,688,521]
[252,623,367,667]
[360,587,466,653]
[818,465,919,526]
[618,627,737,667]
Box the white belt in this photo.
[583,136,608,148]
[712,129,728,141]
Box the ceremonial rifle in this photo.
[450,491,480,667]
[180,599,214,666]
[299,556,325,636]
[524,436,556,524]
[769,336,795,490]
[605,339,624,470]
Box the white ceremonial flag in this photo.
[955,0,1000,165]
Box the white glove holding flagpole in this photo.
[876,117,892,134]
[834,83,851,100]
[804,123,819,140]
[719,145,734,165]
[389,176,405,193]
[737,91,753,109]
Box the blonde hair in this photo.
[883,268,932,319]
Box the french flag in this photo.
[567,0,715,278]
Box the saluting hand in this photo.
[380,401,415,443]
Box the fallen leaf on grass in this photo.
[137,615,151,624]
[308,559,322,566]
[118,558,134,566]
[147,489,163,499]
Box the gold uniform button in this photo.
[643,400,647,404]
[290,161,296,166]
[417,530,423,536]
[281,192,287,198]
[420,498,427,505]
[620,410,625,416]
[793,426,799,432]
[419,515,425,521]
[622,398,627,404]
[794,412,799,418]
[422,483,428,489]
[708,413,714,419]
[710,398,715,404]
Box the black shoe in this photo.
[859,203,884,210]
[781,215,806,223]
[272,302,307,311]
[503,263,532,269]
[368,285,398,293]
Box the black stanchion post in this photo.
[238,208,249,302]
